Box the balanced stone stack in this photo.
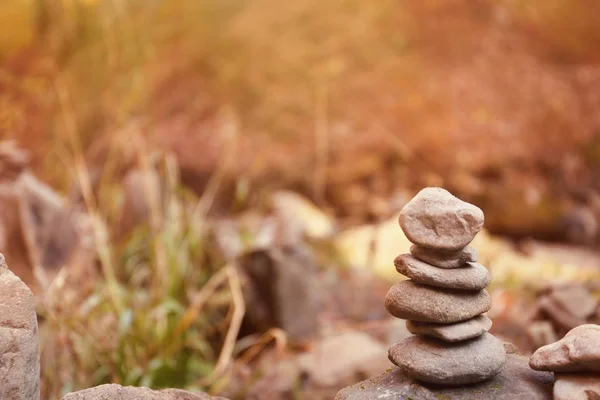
[530,324,600,400]
[385,187,506,385]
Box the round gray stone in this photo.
[334,353,553,400]
[385,280,491,323]
[388,333,507,385]
[395,254,490,290]
[406,315,493,342]
[399,187,484,251]
[410,245,478,269]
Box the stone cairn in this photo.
[529,324,600,400]
[385,187,506,385]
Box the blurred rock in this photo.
[0,141,91,294]
[335,354,553,400]
[238,244,320,340]
[118,167,163,238]
[335,216,412,281]
[298,331,389,388]
[527,321,559,349]
[61,384,227,400]
[0,254,40,400]
[269,190,336,240]
[536,284,598,333]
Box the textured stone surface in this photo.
[388,333,506,385]
[553,373,600,400]
[0,254,40,400]
[395,254,490,290]
[335,354,552,399]
[530,324,600,372]
[385,280,491,323]
[406,315,493,342]
[61,384,227,400]
[398,187,484,251]
[410,245,477,268]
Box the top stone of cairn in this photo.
[399,187,484,251]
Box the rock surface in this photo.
[388,333,506,385]
[553,373,600,400]
[406,315,493,342]
[395,254,490,290]
[335,353,553,400]
[398,188,484,251]
[530,324,600,372]
[410,244,477,268]
[0,254,40,400]
[385,280,491,323]
[238,244,320,340]
[61,384,227,400]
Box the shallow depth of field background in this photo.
[2,1,600,399]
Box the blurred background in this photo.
[2,0,600,399]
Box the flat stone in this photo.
[0,254,40,400]
[406,315,493,342]
[61,384,227,400]
[530,324,600,373]
[553,373,600,400]
[411,245,478,268]
[395,254,490,290]
[388,333,506,385]
[398,187,484,251]
[385,280,491,323]
[334,354,553,400]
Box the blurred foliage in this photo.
[38,155,237,399]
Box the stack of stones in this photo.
[530,324,600,400]
[385,187,506,385]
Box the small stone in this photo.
[406,315,493,342]
[385,280,491,323]
[553,373,600,400]
[388,333,506,385]
[529,324,600,373]
[398,187,484,251]
[395,254,490,290]
[411,245,478,268]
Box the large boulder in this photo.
[61,384,228,400]
[335,353,553,400]
[0,254,40,400]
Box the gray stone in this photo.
[0,254,40,400]
[411,244,477,268]
[406,315,493,342]
[334,354,553,400]
[530,324,600,373]
[61,384,227,400]
[238,244,320,340]
[388,333,506,385]
[398,187,484,251]
[385,280,491,323]
[553,373,600,400]
[395,254,490,290]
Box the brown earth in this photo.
[3,0,600,241]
